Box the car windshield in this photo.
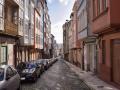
[26,64,36,69]
[0,68,4,81]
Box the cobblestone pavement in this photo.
[21,59,92,90]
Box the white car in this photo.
[0,65,21,90]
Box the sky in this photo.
[47,0,75,44]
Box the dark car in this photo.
[36,60,45,73]
[16,62,26,75]
[42,60,49,70]
[19,63,41,82]
[46,59,53,67]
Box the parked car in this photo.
[16,62,26,76]
[36,60,45,73]
[42,60,49,70]
[45,59,51,68]
[0,65,21,90]
[18,62,41,82]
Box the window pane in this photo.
[93,0,96,17]
[6,67,14,77]
[0,4,3,17]
[103,0,107,10]
[0,68,4,81]
[0,0,4,5]
[98,0,101,15]
[0,18,4,30]
[0,46,7,64]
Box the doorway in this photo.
[112,39,120,85]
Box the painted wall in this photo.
[7,44,14,66]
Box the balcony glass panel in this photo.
[0,0,4,31]
[78,29,88,39]
[0,18,4,30]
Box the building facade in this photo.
[43,1,51,58]
[63,21,70,61]
[72,2,78,66]
[49,34,55,58]
[0,0,52,67]
[76,0,97,72]
[17,0,35,65]
[0,0,24,67]
[92,0,120,85]
[63,0,98,73]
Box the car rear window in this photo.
[0,68,4,81]
[26,64,36,69]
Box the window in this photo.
[40,38,43,47]
[6,67,15,78]
[12,8,18,25]
[93,0,96,18]
[0,0,4,30]
[19,9,24,32]
[0,4,3,17]
[103,0,107,10]
[12,69,17,75]
[102,40,106,64]
[20,0,24,7]
[97,0,101,15]
[36,18,38,28]
[0,0,4,5]
[36,34,38,44]
[0,46,7,65]
[0,68,4,81]
[93,0,108,18]
[25,21,29,35]
[31,24,34,37]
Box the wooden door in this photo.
[112,39,120,85]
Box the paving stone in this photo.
[21,59,92,90]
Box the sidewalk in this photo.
[65,61,119,90]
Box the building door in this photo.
[0,46,7,65]
[112,39,120,85]
[89,44,95,72]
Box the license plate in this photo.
[21,77,25,80]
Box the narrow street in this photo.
[21,59,92,90]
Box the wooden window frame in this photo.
[93,0,96,18]
[97,0,101,15]
[103,0,107,11]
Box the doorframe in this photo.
[110,39,120,83]
[110,39,113,82]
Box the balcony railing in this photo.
[5,19,18,36]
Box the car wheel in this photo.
[17,84,21,90]
[33,76,37,82]
[38,72,41,78]
[33,78,37,82]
